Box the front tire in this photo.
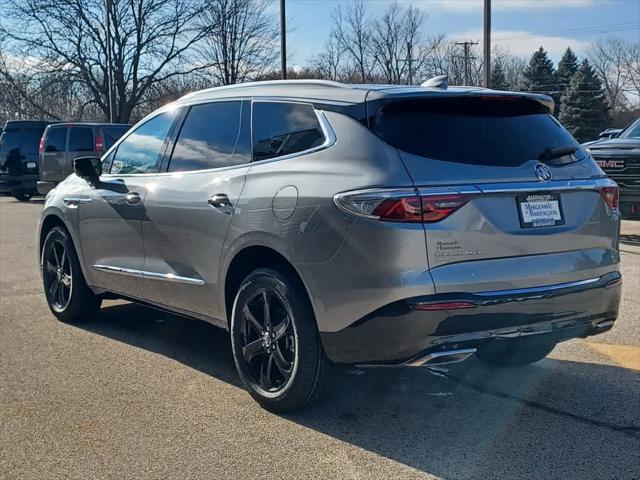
[477,336,556,367]
[41,226,101,323]
[230,268,332,412]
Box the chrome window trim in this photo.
[93,264,205,285]
[98,109,336,178]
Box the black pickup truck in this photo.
[584,117,640,218]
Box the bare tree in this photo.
[331,1,375,83]
[1,0,214,123]
[307,36,343,81]
[588,37,633,113]
[369,4,442,85]
[198,0,279,86]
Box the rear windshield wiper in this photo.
[539,146,578,162]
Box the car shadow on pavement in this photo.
[620,233,640,247]
[84,301,640,480]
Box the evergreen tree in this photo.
[490,62,510,90]
[521,47,559,113]
[556,47,579,111]
[559,59,611,143]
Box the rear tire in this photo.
[477,336,556,367]
[13,189,33,201]
[41,226,101,323]
[230,267,332,412]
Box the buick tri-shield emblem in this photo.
[535,163,552,182]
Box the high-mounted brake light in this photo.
[38,136,45,155]
[597,185,619,211]
[95,135,105,153]
[334,189,471,223]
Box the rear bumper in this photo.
[320,271,622,364]
[0,173,38,193]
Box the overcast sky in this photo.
[280,0,640,66]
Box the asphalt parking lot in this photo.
[1,196,639,480]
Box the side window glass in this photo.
[252,102,324,162]
[45,127,67,152]
[69,127,94,152]
[168,101,241,172]
[110,112,175,174]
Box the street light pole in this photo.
[105,0,114,122]
[280,0,287,80]
[484,0,491,88]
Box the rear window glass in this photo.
[45,127,67,152]
[252,102,324,161]
[69,127,94,152]
[103,126,130,149]
[0,128,43,155]
[371,97,579,167]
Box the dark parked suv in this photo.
[585,118,640,218]
[0,120,53,200]
[38,122,130,194]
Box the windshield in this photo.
[619,118,640,139]
[371,97,579,167]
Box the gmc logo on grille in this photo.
[596,160,625,169]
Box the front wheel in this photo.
[477,336,556,367]
[230,268,332,412]
[41,226,101,323]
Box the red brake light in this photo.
[95,135,105,153]
[38,136,45,155]
[335,190,471,223]
[371,196,423,222]
[597,185,619,211]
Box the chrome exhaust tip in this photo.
[405,348,477,367]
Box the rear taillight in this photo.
[38,136,45,155]
[95,135,105,153]
[335,189,471,223]
[597,185,619,211]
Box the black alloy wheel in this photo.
[240,288,296,393]
[41,226,101,322]
[43,238,73,312]
[230,268,333,411]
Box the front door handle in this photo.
[208,193,231,208]
[124,192,141,205]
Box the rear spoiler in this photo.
[366,89,556,115]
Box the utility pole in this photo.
[455,41,478,85]
[407,41,413,85]
[105,0,114,122]
[484,0,491,88]
[280,0,287,80]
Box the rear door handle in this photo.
[124,192,141,205]
[208,193,230,208]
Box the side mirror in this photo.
[74,156,102,183]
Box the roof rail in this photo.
[181,79,350,99]
[421,75,448,89]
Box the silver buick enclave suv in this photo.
[38,80,622,411]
